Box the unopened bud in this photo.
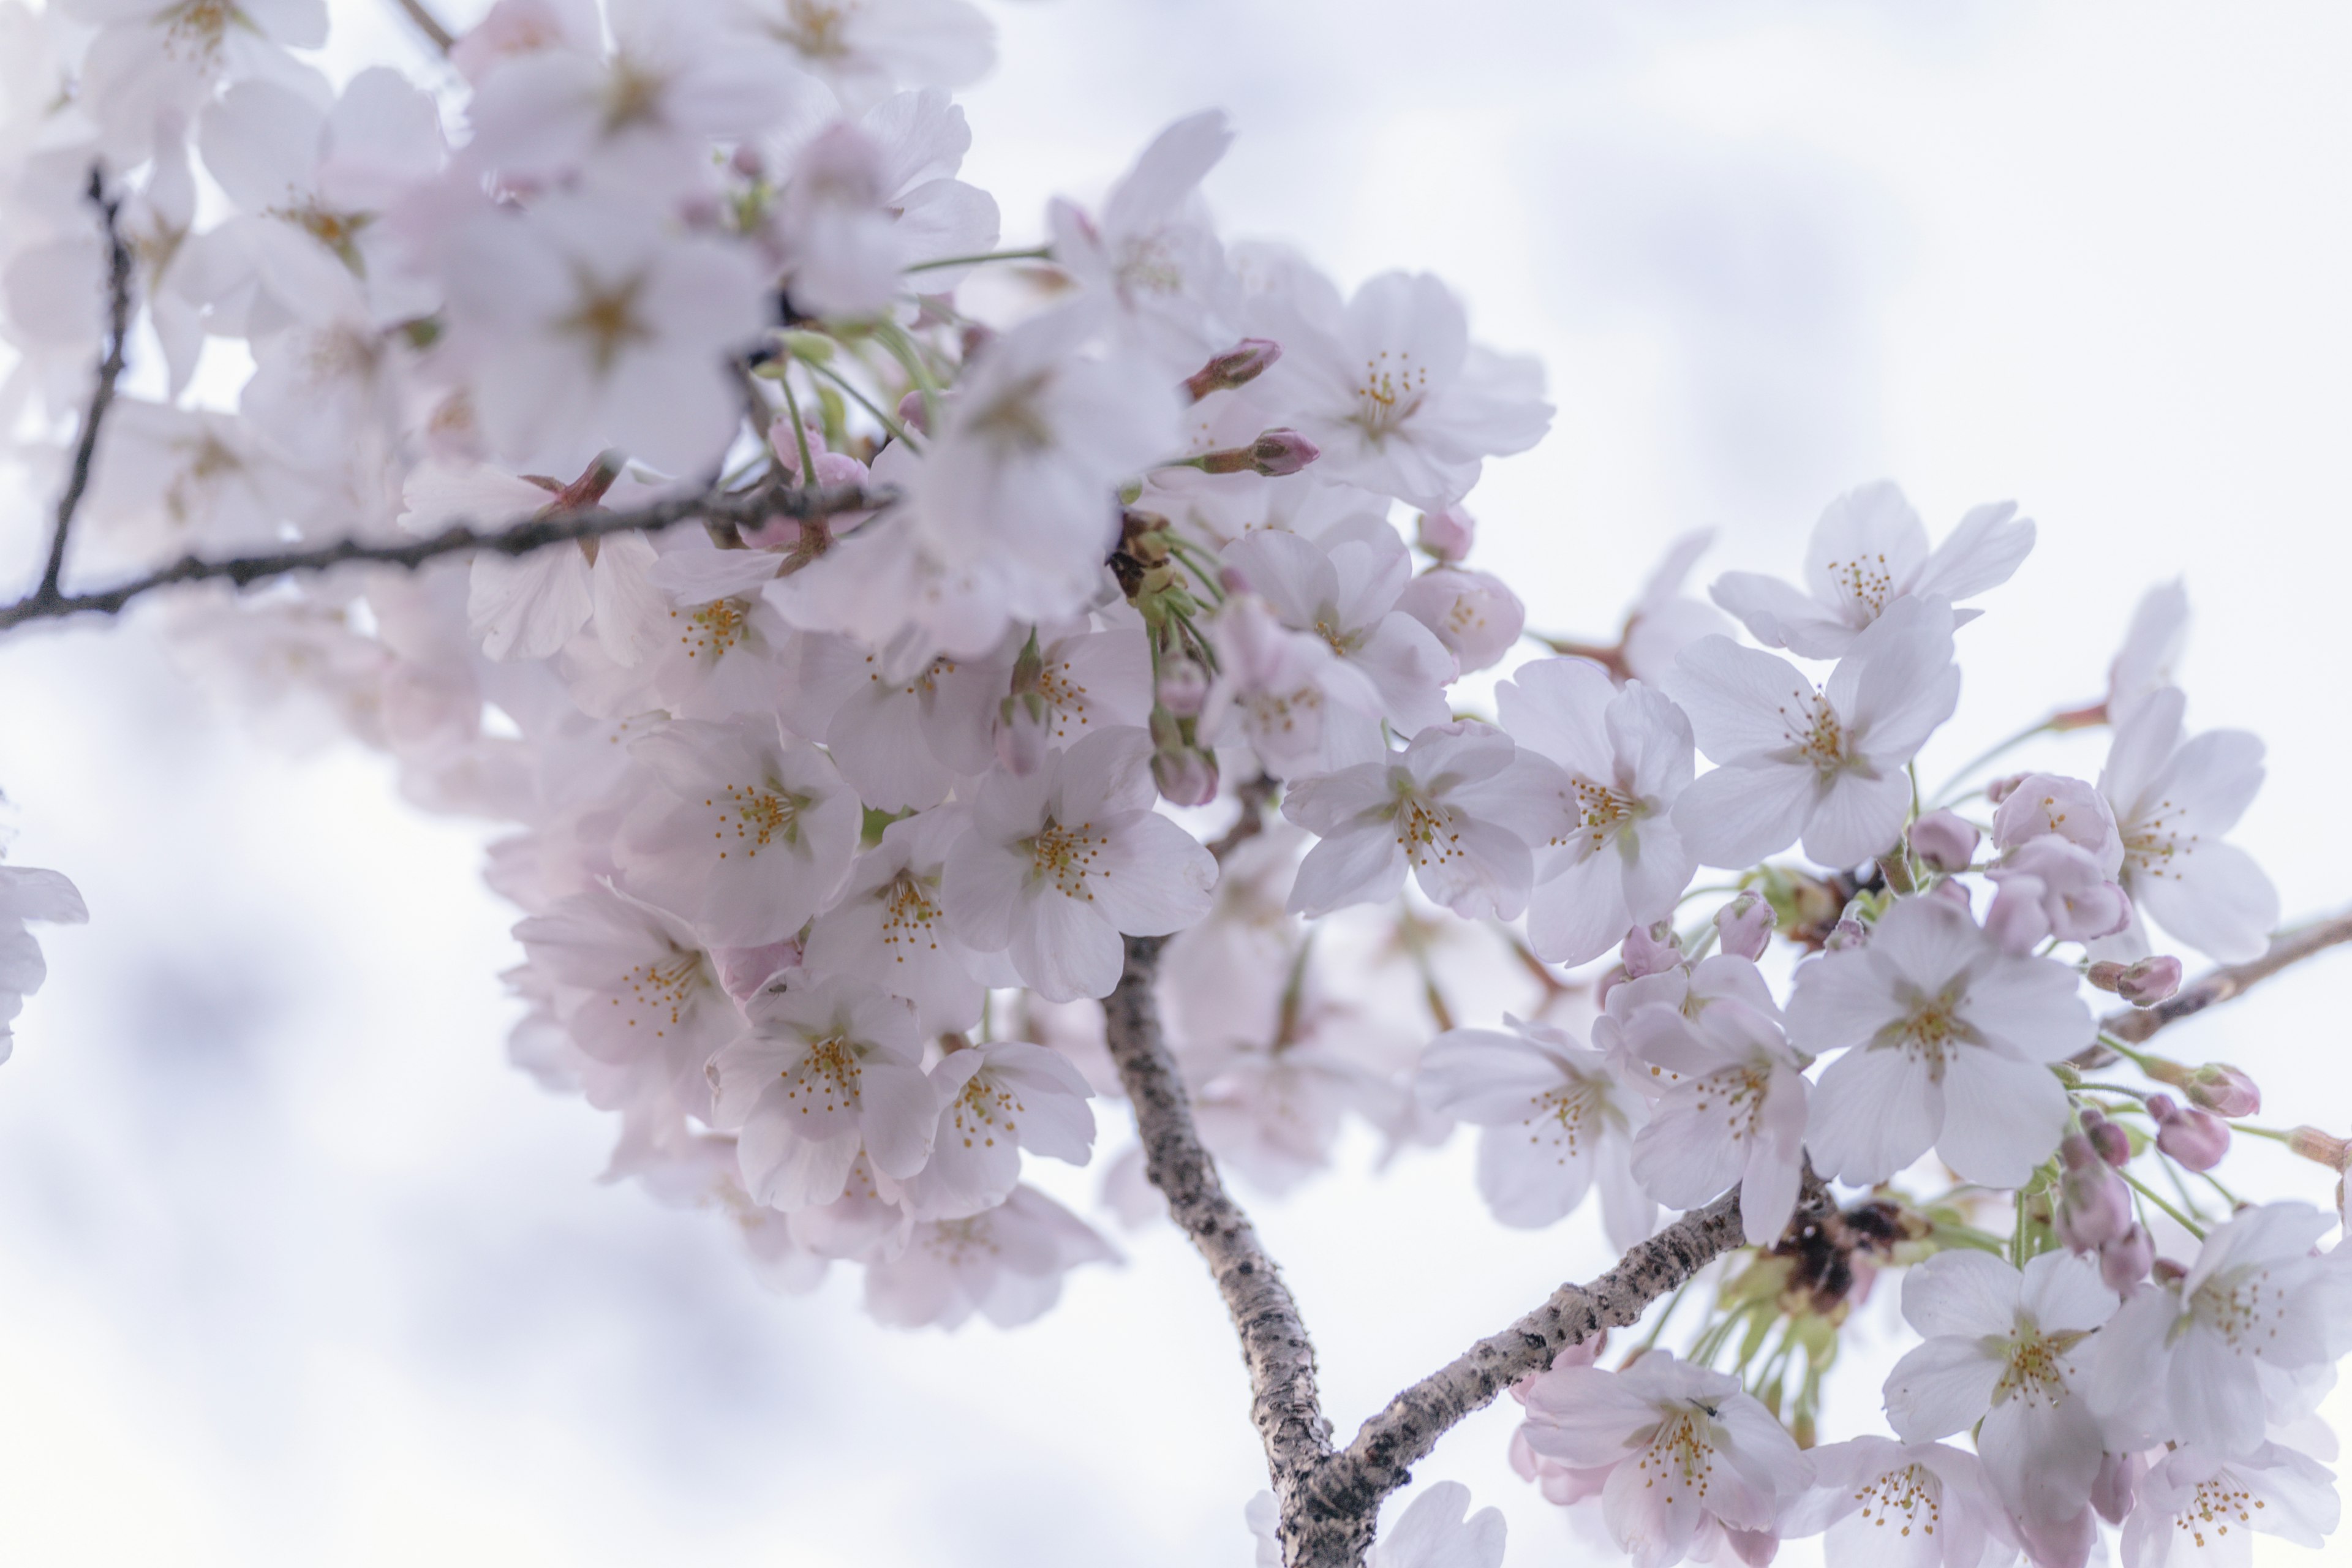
[1156,657,1209,718]
[1592,963,1630,1011]
[1414,505,1477,563]
[1714,892,1773,962]
[2056,1155,2131,1253]
[1983,772,2029,805]
[2183,1062,2260,1118]
[1152,745,1219,807]
[2078,1109,2132,1167]
[2286,1126,2351,1170]
[2099,1223,2155,1293]
[1909,810,1980,873]
[2149,1093,2230,1171]
[1182,337,1281,401]
[1621,921,1682,979]
[1194,428,1321,477]
[1825,916,1869,952]
[2060,1132,2098,1172]
[2150,1256,2188,1286]
[2116,956,2182,1007]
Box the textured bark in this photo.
[2072,906,2352,1068]
[1100,936,1355,1563]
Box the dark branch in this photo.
[1100,935,1350,1564]
[388,0,457,53]
[36,167,134,606]
[0,481,891,635]
[2072,905,2352,1068]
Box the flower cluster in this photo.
[2,4,2349,1566]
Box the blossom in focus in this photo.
[2098,685,2278,963]
[1709,481,2035,658]
[1789,893,2091,1186]
[1498,657,1697,966]
[707,976,935,1208]
[1624,996,1809,1246]
[1516,1350,1812,1568]
[1284,722,1553,921]
[1882,1250,2117,1566]
[2119,1442,2339,1568]
[1666,594,1961,871]
[1414,1014,1654,1250]
[894,1040,1095,1219]
[1781,1436,2020,1568]
[941,725,1218,1002]
[1221,526,1457,737]
[1199,593,1387,780]
[799,807,994,1032]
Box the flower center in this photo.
[2176,1474,2261,1549]
[1774,687,1853,777]
[1348,350,1428,443]
[1687,1066,1771,1140]
[1028,819,1107,899]
[1635,1410,1720,1506]
[713,780,808,859]
[1853,1463,1940,1539]
[777,0,850,59]
[1392,789,1462,869]
[880,871,944,958]
[949,1071,1023,1148]
[1521,1076,1606,1158]
[783,1033,862,1112]
[162,0,234,62]
[1991,1319,2087,1409]
[617,951,707,1037]
[673,597,754,660]
[2191,1267,2288,1350]
[558,270,654,374]
[1871,980,1980,1079]
[1822,550,1899,617]
[2122,796,2193,883]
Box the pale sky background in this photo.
[2,1,2350,1563]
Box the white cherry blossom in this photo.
[0,865,87,1065]
[1370,1482,1507,1568]
[894,1040,1095,1219]
[1782,1437,2020,1568]
[800,807,992,1031]
[862,1183,1117,1330]
[1517,1351,1812,1568]
[1709,481,2035,659]
[2098,685,2279,963]
[1198,593,1387,780]
[1790,894,2090,1186]
[614,718,860,946]
[2119,1442,2339,1568]
[707,976,935,1208]
[1624,996,1808,1246]
[941,725,1218,1002]
[1414,1014,1653,1248]
[1283,722,1552,922]
[1050,110,1235,373]
[1498,657,1697,966]
[1221,526,1457,737]
[1666,594,1961,871]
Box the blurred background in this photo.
[3,1,2350,1562]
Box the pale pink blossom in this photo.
[893,1040,1095,1219]
[862,1183,1118,1330]
[1395,565,1525,676]
[1789,894,2092,1186]
[0,865,87,1065]
[2098,686,2278,963]
[1666,594,1961,871]
[1221,526,1457,736]
[1370,1482,1507,1568]
[1199,594,1387,780]
[799,807,992,1032]
[2119,1441,2339,1568]
[1624,997,1809,1246]
[1709,481,2034,658]
[1782,1437,2021,1568]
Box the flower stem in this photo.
[2120,1168,2207,1238]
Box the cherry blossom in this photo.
[800,807,993,1031]
[1284,722,1552,921]
[1221,527,1457,737]
[1517,1350,1812,1568]
[1415,1015,1653,1248]
[1782,1436,2020,1568]
[2119,1442,2339,1568]
[941,726,1218,1002]
[1624,997,1808,1246]
[1790,893,2091,1186]
[1199,593,1387,779]
[1049,110,1235,374]
[1368,1482,1507,1568]
[1667,594,1961,871]
[1497,657,1697,966]
[2098,685,2279,963]
[862,1183,1117,1330]
[707,976,935,1208]
[1883,1250,2117,1565]
[894,1039,1096,1219]
[1709,481,2035,658]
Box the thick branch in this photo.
[1101,935,1344,1562]
[37,168,134,606]
[0,481,889,634]
[2073,905,2352,1068]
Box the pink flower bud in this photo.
[1592,963,1630,1011]
[1825,916,1869,952]
[1984,772,2029,805]
[712,939,803,1003]
[1414,506,1477,562]
[2057,1156,2131,1253]
[1991,837,2132,941]
[2099,1223,2155,1293]
[1249,428,1319,476]
[1909,810,1980,873]
[1985,876,2051,955]
[1395,567,1523,676]
[1182,338,1281,401]
[2079,1109,2132,1167]
[2150,1093,2230,1170]
[2116,955,2182,1008]
[729,143,765,180]
[896,389,930,435]
[1714,892,1774,962]
[1156,657,1209,718]
[1621,922,1682,979]
[2092,1449,2143,1525]
[2183,1062,2260,1118]
[1152,746,1219,807]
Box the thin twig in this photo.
[388,0,456,53]
[0,482,891,633]
[1208,772,1278,861]
[2070,905,2352,1069]
[37,167,134,606]
[1100,935,1347,1565]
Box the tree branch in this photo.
[1101,935,1349,1564]
[388,0,457,54]
[36,167,134,608]
[0,481,891,634]
[2073,905,2352,1068]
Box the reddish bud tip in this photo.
[1182,338,1282,401]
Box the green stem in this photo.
[1930,716,2061,809]
[2229,1123,2296,1144]
[2120,1168,2207,1238]
[903,246,1052,273]
[776,370,818,488]
[808,358,921,451]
